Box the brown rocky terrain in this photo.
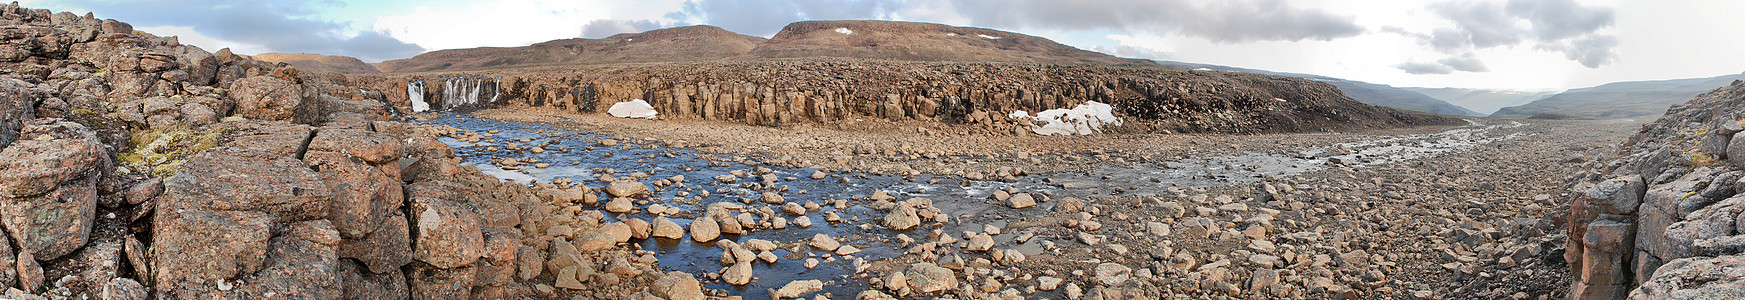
[375,25,767,73]
[250,52,381,74]
[14,1,1745,299]
[0,4,696,299]
[1562,80,1745,298]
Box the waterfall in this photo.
[407,75,503,112]
[434,75,502,112]
[407,79,429,112]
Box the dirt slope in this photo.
[251,52,381,74]
[375,25,766,73]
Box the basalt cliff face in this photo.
[354,21,1459,135]
[1562,80,1745,298]
[0,4,675,299]
[354,60,1455,135]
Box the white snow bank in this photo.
[1008,111,1030,120]
[978,34,1001,39]
[1012,101,1123,135]
[836,28,854,35]
[608,99,658,119]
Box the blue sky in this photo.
[23,0,1745,91]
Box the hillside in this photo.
[1153,60,1483,116]
[1403,87,1556,115]
[250,52,381,74]
[1492,72,1745,118]
[742,20,1153,66]
[375,25,767,73]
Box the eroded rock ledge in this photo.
[1564,80,1745,299]
[349,60,1461,135]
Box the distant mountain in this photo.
[1152,61,1483,117]
[1402,88,1557,115]
[1492,73,1745,118]
[251,53,380,74]
[376,25,767,73]
[744,20,1153,67]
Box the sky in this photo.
[22,0,1745,91]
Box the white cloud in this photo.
[134,26,271,55]
[373,0,685,51]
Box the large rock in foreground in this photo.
[0,119,104,260]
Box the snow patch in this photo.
[947,33,958,36]
[1011,101,1123,136]
[835,28,853,35]
[1008,111,1030,120]
[1274,98,1287,102]
[978,34,1001,39]
[1192,68,1212,71]
[608,99,658,119]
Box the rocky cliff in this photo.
[1562,80,1745,298]
[351,59,1460,135]
[0,4,679,299]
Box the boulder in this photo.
[337,211,412,274]
[230,76,315,122]
[722,261,752,286]
[689,217,719,243]
[1732,131,1745,168]
[606,180,648,198]
[652,216,684,239]
[904,262,956,293]
[407,263,477,299]
[1008,193,1035,209]
[308,129,402,165]
[650,272,704,300]
[0,119,103,260]
[150,209,273,298]
[576,222,631,251]
[410,196,484,269]
[768,280,824,299]
[0,78,35,149]
[1632,254,1745,299]
[304,151,402,239]
[808,233,841,251]
[158,147,331,221]
[882,203,921,230]
[235,220,343,299]
[337,259,409,299]
[1094,263,1132,285]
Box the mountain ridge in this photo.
[1492,72,1745,118]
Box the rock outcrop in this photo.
[352,60,1460,135]
[1564,80,1745,298]
[0,3,686,299]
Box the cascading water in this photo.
[407,79,429,112]
[439,75,501,112]
[405,75,502,112]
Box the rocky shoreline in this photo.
[1,2,1740,299]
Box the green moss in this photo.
[122,126,225,177]
[70,108,96,115]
